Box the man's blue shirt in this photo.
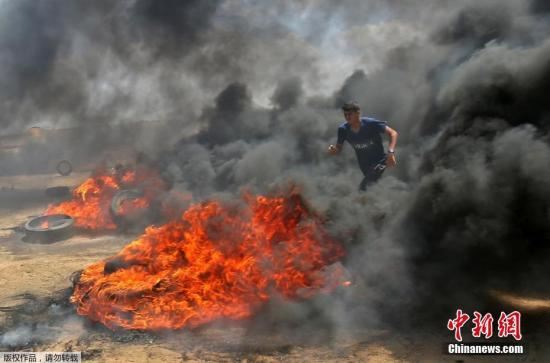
[337,117,387,171]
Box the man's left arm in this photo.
[385,126,399,167]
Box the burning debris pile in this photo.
[45,164,169,231]
[71,191,347,330]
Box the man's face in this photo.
[344,110,360,124]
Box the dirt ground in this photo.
[0,173,545,362]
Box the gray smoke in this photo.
[2,0,550,341]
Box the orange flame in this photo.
[45,166,167,230]
[71,192,346,330]
[46,174,120,230]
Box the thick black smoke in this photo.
[271,77,304,111]
[432,4,512,47]
[531,0,550,14]
[2,0,550,342]
[133,0,221,53]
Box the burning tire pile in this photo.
[44,165,169,232]
[32,166,348,331]
[70,192,347,330]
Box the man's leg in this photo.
[359,162,386,192]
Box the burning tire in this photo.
[110,189,153,230]
[56,160,73,176]
[24,214,74,243]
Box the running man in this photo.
[328,101,398,191]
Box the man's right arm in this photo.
[328,143,342,154]
[328,127,345,155]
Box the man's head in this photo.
[342,101,360,124]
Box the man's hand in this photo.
[328,144,340,155]
[385,125,398,167]
[386,153,397,167]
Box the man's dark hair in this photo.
[342,101,360,112]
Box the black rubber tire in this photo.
[24,214,74,243]
[45,186,71,198]
[56,160,73,176]
[110,189,149,230]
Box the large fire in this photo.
[71,192,346,330]
[46,165,167,230]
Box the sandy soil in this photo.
[0,173,546,362]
